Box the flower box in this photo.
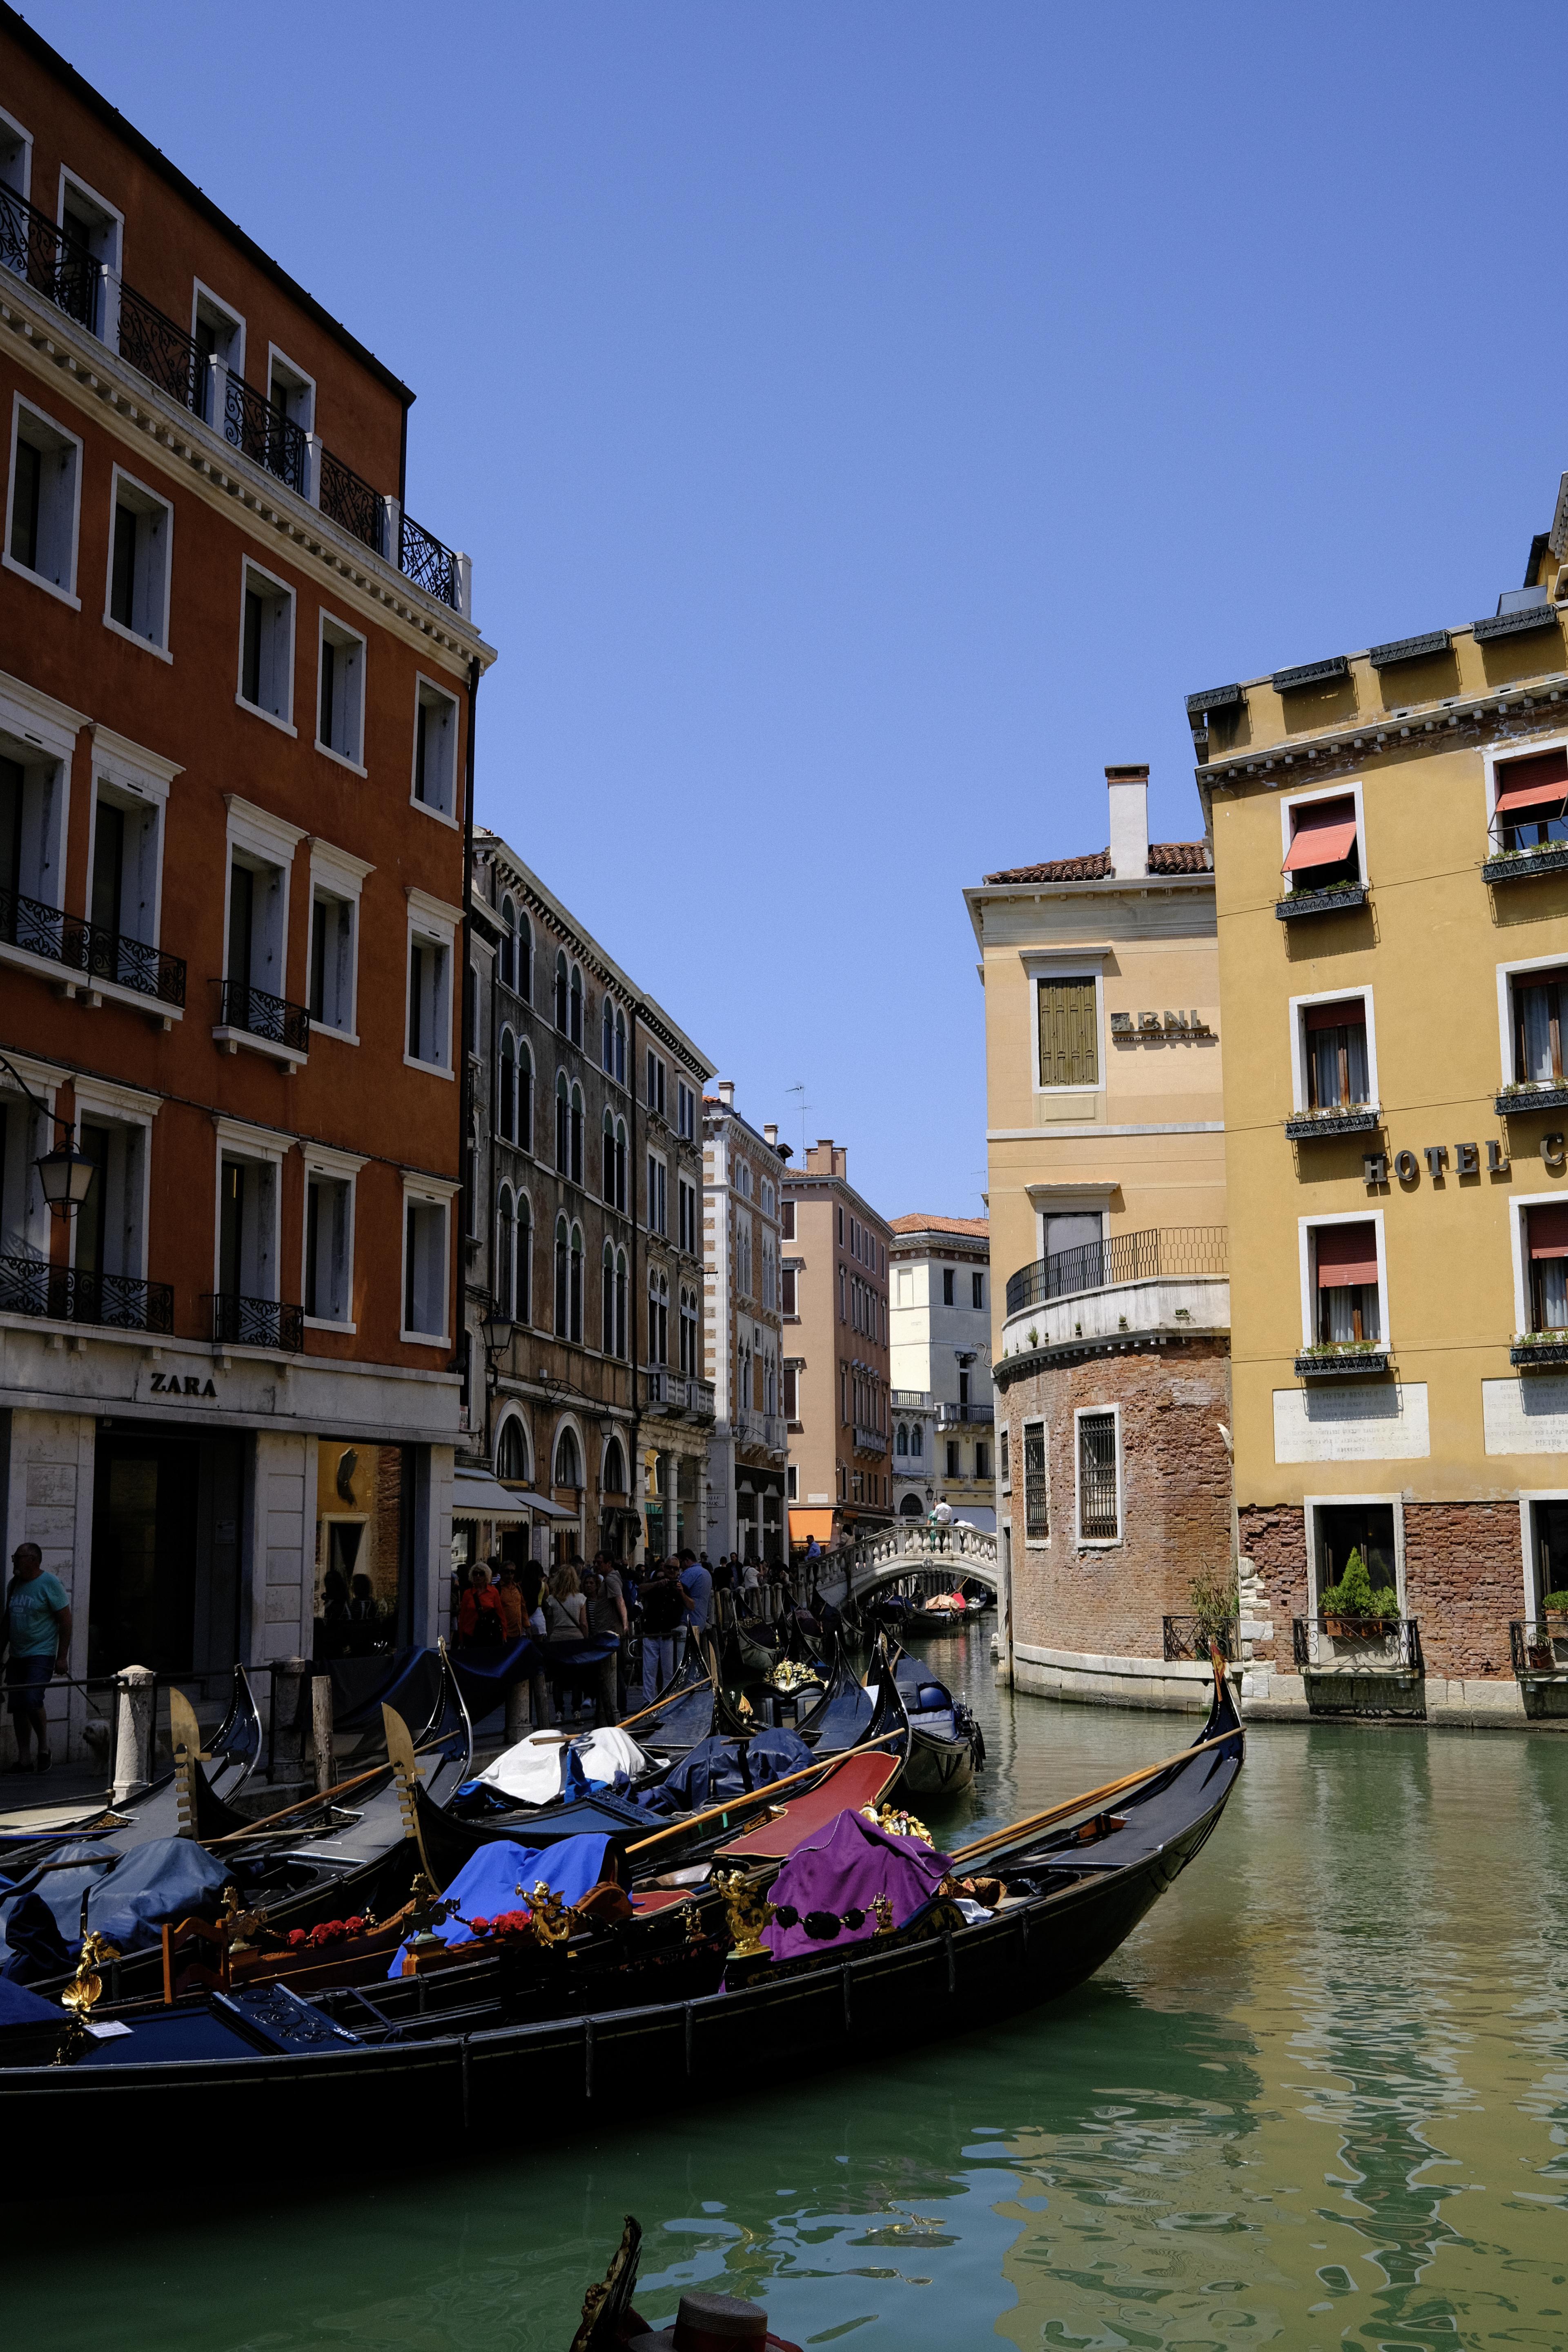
[1294,1347,1389,1378]
[1510,1338,1568,1369]
[1285,1106,1381,1141]
[1496,1082,1568,1114]
[1274,882,1370,922]
[1483,844,1568,885]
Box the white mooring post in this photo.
[112,1666,156,1804]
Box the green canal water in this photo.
[12,1623,1568,2351]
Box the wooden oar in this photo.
[624,1728,905,1860]
[948,1726,1239,1870]
[200,1761,390,1845]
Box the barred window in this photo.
[1077,1410,1119,1541]
[999,1426,1010,1490]
[1022,1419,1048,1542]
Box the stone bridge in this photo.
[841,1523,999,1604]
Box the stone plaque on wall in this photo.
[1482,1376,1568,1456]
[1272,1383,1430,1463]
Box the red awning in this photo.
[1283,800,1357,873]
[1495,749,1568,816]
[1316,1223,1379,1287]
[1529,1205,1568,1260]
[1304,998,1366,1033]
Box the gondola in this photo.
[568,2215,803,2351]
[884,1646,984,1797]
[0,1659,1242,2170]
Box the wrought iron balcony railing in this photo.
[215,978,310,1054]
[1006,1225,1229,1317]
[0,1254,174,1334]
[225,372,307,497]
[117,281,204,414]
[401,511,459,608]
[208,1293,304,1352]
[0,183,99,331]
[1510,1617,1568,1676]
[1,882,186,1006]
[1292,1615,1423,1672]
[1163,1615,1236,1663]
[318,446,384,554]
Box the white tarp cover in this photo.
[476,1726,648,1805]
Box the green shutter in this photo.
[1038,978,1098,1087]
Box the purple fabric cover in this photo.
[761,1808,951,1963]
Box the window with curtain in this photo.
[1512,968,1568,1087]
[1304,998,1370,1109]
[1037,976,1098,1089]
[1314,1222,1381,1344]
[1494,748,1568,852]
[1528,1205,1568,1332]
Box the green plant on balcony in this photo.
[1542,1588,1568,1620]
[1283,876,1362,901]
[1320,1549,1397,1633]
[1026,1326,1038,1349]
[1296,1339,1382,1360]
[1512,1328,1568,1347]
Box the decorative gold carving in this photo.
[766,1659,824,1695]
[61,1931,120,2021]
[860,1802,933,1846]
[871,1893,894,1935]
[218,1881,270,1957]
[714,1868,775,1958]
[521,1880,576,1949]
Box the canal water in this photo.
[13,1621,1568,2351]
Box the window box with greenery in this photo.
[1317,1551,1399,1640]
[1500,967,1568,1117]
[1485,749,1568,884]
[1515,1207,1568,1364]
[1285,1103,1382,1140]
[1288,997,1377,1138]
[1496,1079,1568,1116]
[1300,1222,1383,1377]
[1294,1341,1388,1377]
[1510,1334,1568,1368]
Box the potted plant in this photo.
[1321,1549,1374,1637]
[1543,1588,1568,1628]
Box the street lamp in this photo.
[0,1055,97,1220]
[479,1296,514,1369]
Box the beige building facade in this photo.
[782,1141,893,1551]
[703,1084,789,1563]
[888,1215,996,1528]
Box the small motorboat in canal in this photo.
[0,1658,1243,2171]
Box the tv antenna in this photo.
[786,1082,809,1158]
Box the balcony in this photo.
[1483,842,1568,886]
[209,1293,303,1353]
[1274,882,1370,922]
[853,1424,889,1457]
[1007,1225,1227,1318]
[938,1401,993,1426]
[1510,1335,1568,1370]
[1293,1345,1389,1379]
[640,1369,715,1420]
[1001,1225,1229,1368]
[1,884,185,1014]
[891,1388,931,1410]
[1292,1615,1424,1717]
[213,979,310,1070]
[1284,1104,1381,1142]
[3,199,467,616]
[1510,1619,1568,1718]
[0,1255,174,1334]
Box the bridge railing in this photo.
[849,1523,998,1583]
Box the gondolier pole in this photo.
[949,1726,1240,1870]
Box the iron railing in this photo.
[0,183,98,330]
[319,446,383,552]
[1,882,186,1006]
[1510,1619,1568,1675]
[117,280,204,413]
[1292,1615,1423,1672]
[1163,1615,1236,1663]
[1006,1224,1229,1316]
[208,1293,304,1352]
[225,372,307,496]
[401,510,459,608]
[215,978,311,1054]
[0,1254,174,1333]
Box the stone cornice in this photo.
[1198,670,1568,797]
[995,1327,1228,1384]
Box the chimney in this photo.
[763,1122,778,1147]
[716,1080,734,1108]
[1106,764,1149,879]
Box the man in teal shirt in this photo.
[3,1543,71,1774]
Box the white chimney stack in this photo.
[1107,764,1149,879]
[716,1079,734,1107]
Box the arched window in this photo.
[679,1284,698,1375]
[601,1240,617,1354]
[910,1421,923,1459]
[554,1214,570,1336]
[554,949,568,1031]
[615,1118,627,1210]
[602,1109,616,1204]
[497,1184,514,1314]
[569,1083,584,1186]
[614,1007,626,1086]
[555,1072,569,1172]
[569,964,583,1047]
[554,1425,581,1489]
[516,1193,532,1325]
[569,1222,584,1342]
[900,1492,923,1519]
[517,1040,533,1155]
[518,912,533,1006]
[497,1414,528,1481]
[499,895,516,991]
[614,1247,628,1357]
[498,1029,516,1142]
[895,1422,908,1457]
[648,1269,668,1365]
[603,1434,626,1495]
[601,994,615,1074]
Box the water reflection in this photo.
[10,1627,1568,2352]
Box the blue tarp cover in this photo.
[637,1729,813,1816]
[388,1833,611,1974]
[0,1972,64,2023]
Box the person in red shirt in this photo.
[456,1563,505,1649]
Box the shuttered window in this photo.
[1077,1410,1119,1541]
[1022,1418,1049,1541]
[1038,978,1098,1088]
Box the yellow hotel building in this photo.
[1196,474,1568,1724]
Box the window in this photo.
[553,1215,583,1342]
[308,885,356,1036]
[781,1199,795,1240]
[568,1083,584,1185]
[69,1100,151,1293]
[499,1030,517,1141]
[517,911,533,1004]
[191,284,243,389]
[601,1109,616,1201]
[1023,1419,1049,1542]
[406,924,452,1071]
[1312,1221,1381,1346]
[402,1191,449,1339]
[1510,967,1568,1088]
[1282,793,1361,894]
[909,1420,923,1459]
[976,1441,990,1480]
[554,951,569,1032]
[104,469,172,653]
[497,1416,528,1482]
[7,396,81,603]
[840,1366,848,1424]
[85,756,169,985]
[569,963,583,1047]
[1037,976,1098,1089]
[601,1244,627,1357]
[838,1265,847,1321]
[837,1207,845,1246]
[647,1154,667,1236]
[555,1425,582,1490]
[603,1435,627,1494]
[0,110,32,202]
[601,1240,617,1354]
[781,1265,797,1318]
[786,1464,798,1501]
[648,1269,668,1364]
[677,1080,696,1139]
[303,1160,356,1326]
[237,561,295,726]
[516,1041,534,1154]
[1000,1426,1010,1490]
[499,895,516,991]
[784,1364,800,1422]
[972,1270,984,1311]
[737,1214,752,1295]
[602,993,615,1073]
[1525,1205,1568,1333]
[945,1439,959,1479]
[613,1006,626,1085]
[646,1050,665,1116]
[1492,747,1568,853]
[515,1194,532,1324]
[555,1073,570,1173]
[895,1422,908,1457]
[266,347,314,435]
[316,613,365,766]
[679,1176,697,1255]
[412,678,458,818]
[1303,998,1371,1110]
[679,1284,699,1375]
[1076,1410,1119,1542]
[942,1267,955,1306]
[497,1184,516,1316]
[216,1144,280,1308]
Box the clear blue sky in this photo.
[34,1,1568,1226]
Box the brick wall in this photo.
[999,1339,1231,1658]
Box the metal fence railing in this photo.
[1292,1615,1423,1672]
[1006,1225,1229,1317]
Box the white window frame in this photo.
[1073,1402,1123,1549]
[1494,951,1568,1091]
[218,794,307,1068]
[314,608,366,773]
[1302,1493,1405,1616]
[403,886,461,1079]
[1508,1189,1568,1338]
[0,106,34,201]
[306,838,371,1045]
[265,344,316,436]
[86,728,181,1018]
[1021,1413,1050,1547]
[1483,733,1568,846]
[235,556,296,734]
[102,464,174,659]
[1516,1490,1568,1616]
[211,1114,289,1312]
[410,672,460,825]
[301,1142,365,1332]
[4,392,83,609]
[0,672,82,932]
[1297,1208,1389,1354]
[1287,984,1380,1115]
[0,1053,64,1261]
[647,1149,668,1238]
[190,280,245,379]
[1279,777,1368,889]
[68,1076,159,1284]
[1023,951,1107,1096]
[57,165,122,277]
[400,1174,458,1344]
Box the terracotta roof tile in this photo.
[981,842,1210,885]
[889,1213,990,1238]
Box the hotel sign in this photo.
[1110,1011,1214,1041]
